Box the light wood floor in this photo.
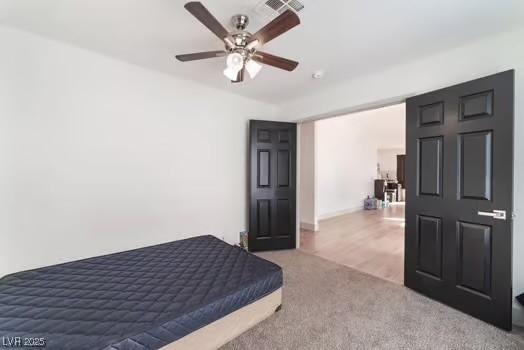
[300,203,405,284]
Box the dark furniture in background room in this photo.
[386,181,401,201]
[397,154,406,186]
[374,179,386,200]
[375,179,401,202]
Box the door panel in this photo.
[459,131,492,200]
[249,120,296,251]
[257,200,271,237]
[277,150,290,187]
[460,91,493,120]
[276,199,291,236]
[257,150,271,187]
[416,215,443,279]
[419,102,444,126]
[456,221,492,296]
[418,137,443,196]
[405,70,514,330]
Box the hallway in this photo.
[300,203,405,284]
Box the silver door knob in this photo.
[478,210,507,220]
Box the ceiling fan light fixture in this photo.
[226,52,244,69]
[245,59,262,79]
[223,66,242,80]
[223,52,244,80]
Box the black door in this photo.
[405,70,514,330]
[249,120,296,251]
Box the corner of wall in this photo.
[300,221,319,232]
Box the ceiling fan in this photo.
[175,2,300,83]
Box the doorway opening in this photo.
[299,103,406,284]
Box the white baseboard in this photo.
[318,206,362,220]
[300,222,319,231]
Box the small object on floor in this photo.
[517,293,524,306]
[239,230,249,250]
[364,196,378,210]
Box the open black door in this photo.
[405,70,514,330]
[249,120,296,251]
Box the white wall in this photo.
[0,26,278,277]
[299,122,317,230]
[377,148,405,180]
[316,104,405,219]
[282,27,524,325]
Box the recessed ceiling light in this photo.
[312,70,325,79]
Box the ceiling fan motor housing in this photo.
[230,15,253,48]
[232,14,249,30]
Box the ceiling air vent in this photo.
[266,0,283,11]
[255,0,304,21]
[286,0,305,13]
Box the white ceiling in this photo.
[1,0,524,104]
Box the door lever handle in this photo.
[478,210,507,220]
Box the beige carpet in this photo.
[221,250,524,350]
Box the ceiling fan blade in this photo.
[184,2,230,42]
[252,52,299,71]
[175,50,226,62]
[232,68,245,83]
[249,10,300,46]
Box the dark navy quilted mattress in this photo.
[0,235,283,349]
